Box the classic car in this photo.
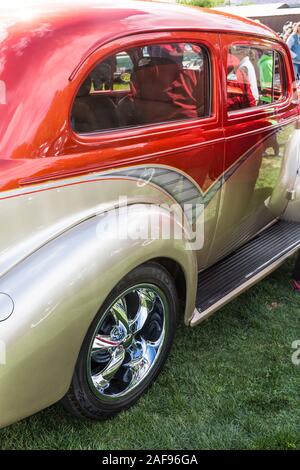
[0,0,299,428]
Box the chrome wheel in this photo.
[87,284,168,401]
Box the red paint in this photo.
[0,1,298,194]
[292,280,300,292]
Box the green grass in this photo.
[0,259,299,450]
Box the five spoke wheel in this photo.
[88,285,167,400]
[62,262,178,420]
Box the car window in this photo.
[71,42,211,134]
[227,45,286,112]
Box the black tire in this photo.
[62,262,179,420]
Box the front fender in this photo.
[0,204,197,428]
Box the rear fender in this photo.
[0,204,197,428]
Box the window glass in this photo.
[227,45,285,112]
[71,43,210,134]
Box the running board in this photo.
[191,221,300,326]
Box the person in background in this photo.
[227,53,256,110]
[287,22,300,80]
[282,21,293,41]
[258,51,273,90]
[283,25,293,42]
[231,46,259,104]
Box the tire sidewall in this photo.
[70,262,179,418]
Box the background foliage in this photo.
[178,0,224,7]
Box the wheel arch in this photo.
[150,257,187,318]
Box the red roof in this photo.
[1,0,277,47]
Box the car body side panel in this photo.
[282,128,300,222]
[0,168,186,276]
[0,162,223,277]
[0,30,224,269]
[205,34,299,266]
[206,122,299,265]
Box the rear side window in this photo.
[227,45,286,112]
[71,43,211,134]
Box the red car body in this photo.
[0,1,299,427]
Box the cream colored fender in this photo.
[0,204,197,428]
[281,128,300,222]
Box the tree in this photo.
[177,0,223,7]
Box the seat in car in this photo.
[72,77,118,133]
[118,56,204,127]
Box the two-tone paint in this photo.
[0,0,299,428]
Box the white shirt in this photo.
[239,56,259,102]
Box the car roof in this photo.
[1,0,277,45]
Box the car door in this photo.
[67,31,225,270]
[206,33,298,265]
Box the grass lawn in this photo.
[0,258,299,450]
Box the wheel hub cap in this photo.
[87,285,167,400]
